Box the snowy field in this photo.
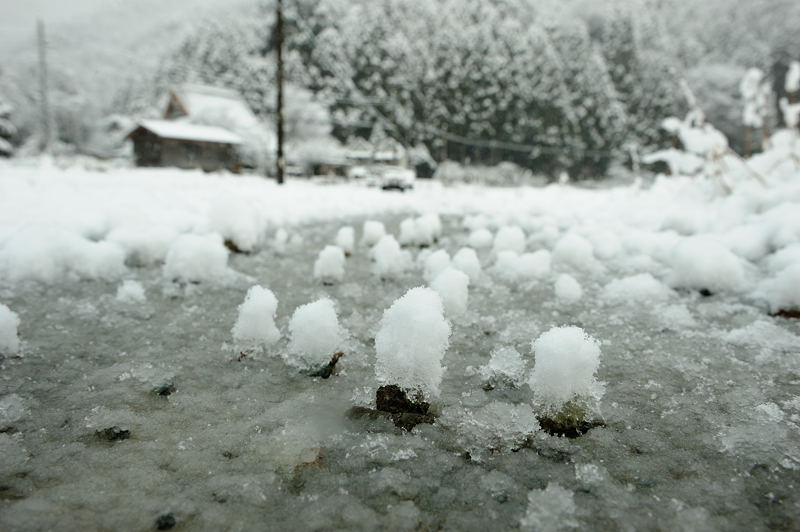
[1,152,800,530]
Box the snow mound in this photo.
[335,226,355,255]
[517,250,551,280]
[208,195,263,252]
[431,267,469,317]
[552,233,595,271]
[163,233,229,283]
[669,237,746,293]
[232,285,280,350]
[554,274,583,304]
[423,249,451,283]
[287,298,345,369]
[719,320,800,352]
[313,245,346,283]
[479,346,527,386]
[361,220,386,247]
[115,280,146,304]
[528,326,603,412]
[0,303,20,355]
[373,235,411,278]
[375,287,451,399]
[493,226,526,255]
[493,251,522,282]
[468,229,494,249]
[451,247,481,282]
[520,483,578,531]
[399,217,435,247]
[106,225,177,266]
[443,401,539,454]
[755,264,800,313]
[602,273,671,305]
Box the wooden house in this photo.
[127,119,242,172]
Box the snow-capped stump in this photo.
[552,233,595,271]
[478,346,527,389]
[163,233,229,283]
[669,236,746,294]
[431,267,469,317]
[313,245,346,284]
[528,326,604,437]
[493,251,521,282]
[399,216,437,247]
[756,264,800,318]
[419,213,443,241]
[468,228,494,249]
[493,226,526,255]
[335,226,355,256]
[370,287,451,429]
[517,250,551,280]
[452,247,481,282]
[115,280,146,304]
[602,273,672,305]
[423,249,451,282]
[209,195,263,254]
[231,285,280,351]
[155,513,177,530]
[554,274,583,304]
[360,220,386,247]
[0,303,20,356]
[287,298,346,375]
[372,235,411,278]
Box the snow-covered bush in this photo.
[468,229,494,249]
[335,226,355,256]
[287,298,345,369]
[554,274,583,304]
[669,237,746,293]
[361,220,385,247]
[375,287,451,399]
[552,233,595,271]
[115,280,146,304]
[0,303,20,355]
[452,247,481,282]
[431,267,469,317]
[373,235,411,278]
[163,234,229,283]
[492,226,526,255]
[602,273,671,305]
[313,245,346,284]
[423,249,451,283]
[231,285,280,349]
[528,326,603,418]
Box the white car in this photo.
[379,166,416,191]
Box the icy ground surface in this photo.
[1,159,800,530]
[0,213,798,531]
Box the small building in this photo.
[127,119,242,172]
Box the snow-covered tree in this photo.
[0,92,16,157]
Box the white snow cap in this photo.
[115,280,146,304]
[232,285,280,349]
[0,303,20,355]
[493,226,526,255]
[373,235,411,278]
[602,273,671,305]
[399,216,437,247]
[452,247,482,282]
[163,233,229,283]
[431,267,470,317]
[756,264,800,313]
[479,346,527,386]
[554,274,583,304]
[335,226,355,255]
[528,326,603,411]
[669,236,746,292]
[313,245,346,283]
[517,250,551,280]
[375,287,452,398]
[361,220,386,247]
[423,249,451,282]
[468,228,494,249]
[208,195,263,253]
[287,298,345,368]
[552,233,595,271]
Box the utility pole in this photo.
[275,0,285,184]
[37,19,51,154]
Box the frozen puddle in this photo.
[1,215,799,531]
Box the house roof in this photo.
[169,84,258,128]
[133,119,242,145]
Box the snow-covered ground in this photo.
[1,150,799,530]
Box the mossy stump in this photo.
[346,385,435,431]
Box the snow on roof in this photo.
[136,119,242,144]
[172,84,258,128]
